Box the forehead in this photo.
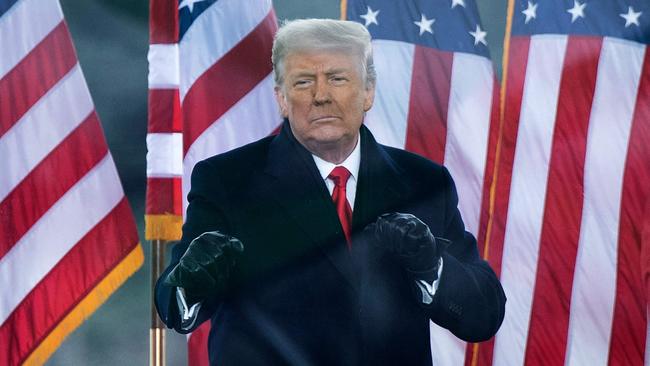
[283,50,363,76]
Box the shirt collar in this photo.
[312,134,361,182]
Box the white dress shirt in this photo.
[311,135,361,208]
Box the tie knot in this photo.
[328,166,351,188]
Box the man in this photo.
[156,19,505,365]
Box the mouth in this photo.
[311,116,340,123]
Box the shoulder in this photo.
[190,135,275,187]
[380,144,450,181]
[202,135,274,168]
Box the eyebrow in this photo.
[324,68,349,76]
[290,68,350,79]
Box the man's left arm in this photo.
[426,167,506,342]
[372,168,505,342]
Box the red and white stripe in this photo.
[147,0,280,364]
[481,34,650,366]
[149,1,498,364]
[146,3,498,363]
[148,3,650,366]
[146,0,183,228]
[179,1,280,213]
[364,39,499,366]
[0,0,142,364]
[181,2,280,363]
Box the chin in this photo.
[310,130,350,145]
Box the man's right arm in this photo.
[154,160,234,333]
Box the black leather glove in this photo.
[370,212,441,282]
[164,231,244,304]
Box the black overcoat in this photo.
[155,121,506,365]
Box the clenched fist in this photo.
[369,212,441,282]
[164,231,244,303]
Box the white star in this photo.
[469,24,488,46]
[360,6,380,27]
[620,6,642,28]
[414,14,435,36]
[178,0,204,13]
[451,0,466,9]
[522,1,538,24]
[567,0,586,23]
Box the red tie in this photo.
[328,166,353,247]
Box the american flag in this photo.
[146,0,280,364]
[345,0,500,365]
[482,0,650,365]
[147,0,499,364]
[0,0,143,364]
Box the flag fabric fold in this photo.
[148,0,499,364]
[148,1,650,365]
[0,0,143,364]
[480,0,650,365]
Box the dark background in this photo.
[45,1,505,364]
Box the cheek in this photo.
[344,93,368,116]
[286,94,311,113]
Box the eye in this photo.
[293,79,312,88]
[330,76,348,85]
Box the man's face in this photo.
[275,51,375,156]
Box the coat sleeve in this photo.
[154,160,232,334]
[425,167,506,342]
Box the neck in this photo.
[310,144,354,164]
[302,133,359,164]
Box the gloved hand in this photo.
[164,231,244,304]
[369,212,441,281]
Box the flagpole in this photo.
[150,239,166,366]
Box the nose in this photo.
[313,79,331,106]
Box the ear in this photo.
[363,83,375,112]
[274,86,289,118]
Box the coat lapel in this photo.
[258,122,410,292]
[261,122,358,290]
[352,125,409,233]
